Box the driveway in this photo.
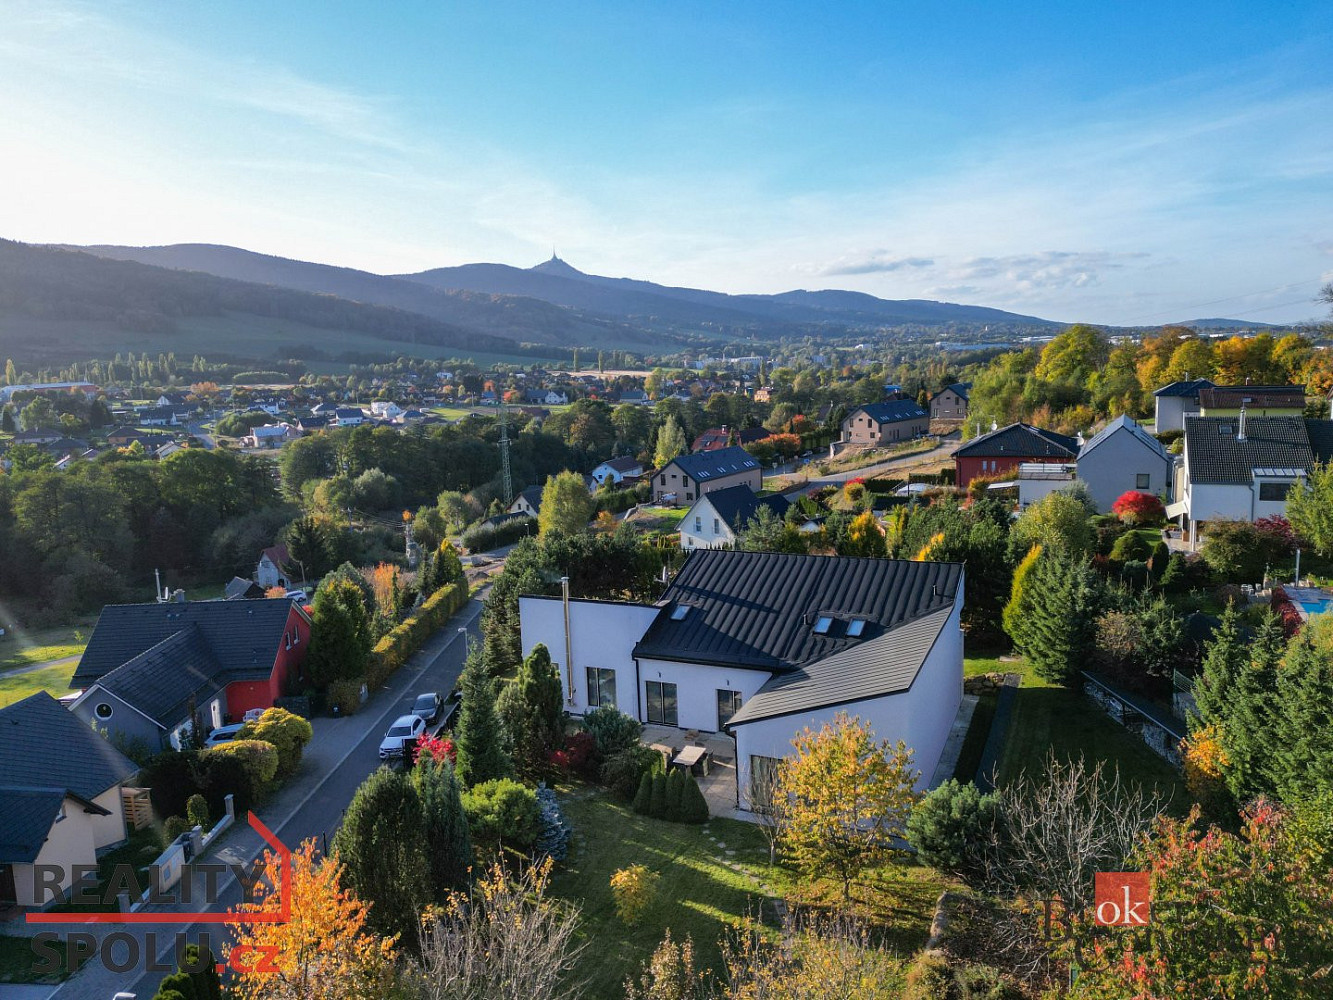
[25,595,485,1000]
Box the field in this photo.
[0,621,91,673]
[551,788,945,998]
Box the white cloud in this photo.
[817,252,935,276]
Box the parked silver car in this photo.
[379,714,426,759]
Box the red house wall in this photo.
[956,454,1068,489]
[223,604,312,720]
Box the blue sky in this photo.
[2,0,1331,324]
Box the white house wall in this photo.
[734,600,963,802]
[1076,430,1172,513]
[89,786,129,851]
[519,597,660,716]
[635,657,773,732]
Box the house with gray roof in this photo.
[519,549,964,807]
[841,399,930,447]
[1075,415,1172,512]
[1168,414,1333,543]
[0,693,139,907]
[69,598,311,751]
[679,484,791,550]
[1153,379,1215,433]
[929,382,972,422]
[653,445,762,503]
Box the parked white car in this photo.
[379,714,426,760]
[204,722,246,749]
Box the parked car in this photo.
[411,692,442,725]
[379,714,426,759]
[285,589,310,602]
[204,722,246,749]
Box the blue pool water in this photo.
[1301,601,1333,615]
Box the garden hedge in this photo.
[366,579,470,689]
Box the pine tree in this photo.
[1008,547,1105,683]
[632,772,653,814]
[679,774,710,824]
[1272,631,1333,806]
[305,576,372,687]
[454,651,513,787]
[649,773,668,819]
[665,768,686,821]
[3,358,15,386]
[496,643,565,774]
[1190,604,1245,728]
[411,757,472,898]
[330,767,430,943]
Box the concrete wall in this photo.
[1187,479,1298,523]
[734,598,964,805]
[636,656,773,732]
[1077,429,1172,512]
[519,597,661,715]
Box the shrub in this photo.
[460,516,534,552]
[649,773,668,819]
[904,952,958,1000]
[561,731,597,777]
[186,794,209,831]
[200,739,279,788]
[632,772,653,815]
[583,707,643,760]
[906,779,999,886]
[365,579,470,689]
[1111,490,1166,525]
[601,744,659,800]
[162,815,191,846]
[142,751,201,821]
[534,783,573,861]
[609,864,659,926]
[664,768,686,821]
[956,965,1022,1000]
[679,774,710,824]
[413,732,457,766]
[239,707,312,778]
[326,678,364,716]
[1109,530,1152,563]
[461,778,541,850]
[193,748,257,817]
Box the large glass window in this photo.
[586,667,617,710]
[717,689,743,729]
[646,681,678,726]
[1259,481,1290,502]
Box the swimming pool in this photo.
[1302,601,1333,615]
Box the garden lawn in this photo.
[996,662,1188,808]
[0,622,91,673]
[551,789,943,999]
[0,661,80,708]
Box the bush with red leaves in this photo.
[1111,490,1166,525]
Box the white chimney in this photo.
[1238,405,1247,442]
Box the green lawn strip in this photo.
[0,643,83,674]
[995,663,1188,808]
[0,621,93,673]
[963,654,1009,677]
[951,692,998,783]
[0,660,80,708]
[0,936,71,984]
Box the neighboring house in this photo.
[256,544,291,590]
[590,456,645,487]
[840,399,930,447]
[296,414,331,432]
[1076,415,1173,512]
[224,577,266,600]
[154,441,184,460]
[679,484,791,550]
[653,446,762,503]
[105,427,174,450]
[1016,463,1078,509]
[617,390,649,405]
[243,423,298,449]
[1153,379,1215,433]
[0,693,139,908]
[369,401,403,419]
[953,422,1079,488]
[11,428,62,446]
[509,485,544,517]
[691,427,771,452]
[333,407,366,427]
[1167,414,1333,541]
[1197,385,1306,418]
[519,549,964,805]
[929,383,972,422]
[0,381,98,404]
[69,598,312,750]
[525,389,569,406]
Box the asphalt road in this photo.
[39,596,484,1000]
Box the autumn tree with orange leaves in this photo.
[227,840,396,1000]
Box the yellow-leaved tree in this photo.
[778,713,919,900]
[227,840,397,1000]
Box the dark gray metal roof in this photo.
[0,693,138,802]
[665,446,760,482]
[1078,415,1168,461]
[851,399,928,425]
[0,788,89,863]
[1183,416,1314,485]
[930,382,972,402]
[1153,378,1215,398]
[696,484,791,531]
[92,625,226,727]
[1198,385,1305,409]
[727,606,954,726]
[634,549,962,671]
[74,598,303,687]
[952,422,1078,459]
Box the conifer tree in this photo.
[1190,604,1245,728]
[1007,546,1104,683]
[649,773,668,819]
[632,772,653,814]
[496,643,565,774]
[665,768,686,821]
[1271,631,1333,806]
[454,651,513,787]
[679,774,710,824]
[411,757,473,897]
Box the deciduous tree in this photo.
[537,470,594,537]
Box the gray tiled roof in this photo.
[727,606,954,726]
[0,788,87,863]
[0,693,138,802]
[851,399,928,424]
[93,626,226,728]
[666,446,760,482]
[1198,385,1305,409]
[634,549,962,671]
[953,422,1078,459]
[1183,416,1314,485]
[74,599,301,688]
[1153,378,1215,398]
[698,484,791,530]
[1078,415,1168,461]
[930,382,972,402]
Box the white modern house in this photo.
[679,484,791,550]
[1167,412,1333,543]
[590,456,645,487]
[1075,415,1172,512]
[1153,379,1214,433]
[519,549,965,806]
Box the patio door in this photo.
[716,689,743,730]
[645,681,678,726]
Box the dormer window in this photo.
[813,616,833,635]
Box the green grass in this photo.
[550,788,945,998]
[429,406,477,420]
[0,936,71,984]
[0,622,91,674]
[964,654,1009,677]
[0,661,80,708]
[995,661,1188,807]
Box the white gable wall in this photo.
[636,656,773,732]
[679,496,737,550]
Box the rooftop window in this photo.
[670,604,690,621]
[846,619,866,637]
[813,615,833,635]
